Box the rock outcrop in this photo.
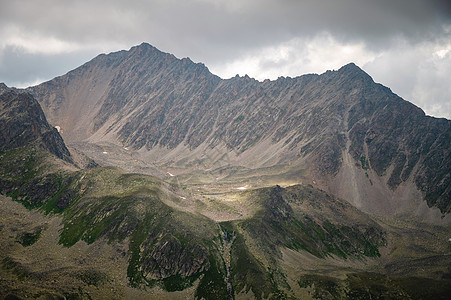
[0,83,72,163]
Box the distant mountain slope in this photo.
[1,82,450,299]
[28,43,451,215]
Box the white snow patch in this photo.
[54,125,61,133]
[167,172,175,177]
[236,186,247,190]
[180,196,186,200]
[102,151,108,154]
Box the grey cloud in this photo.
[2,0,449,61]
[0,46,97,87]
[363,39,451,119]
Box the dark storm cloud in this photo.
[1,0,450,117]
[1,0,449,61]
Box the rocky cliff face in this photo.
[0,83,72,163]
[28,43,450,215]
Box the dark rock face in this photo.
[141,235,210,280]
[28,44,450,214]
[0,83,72,163]
[347,92,451,213]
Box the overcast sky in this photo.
[1,0,450,118]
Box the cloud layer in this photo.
[1,0,450,118]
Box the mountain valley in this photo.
[0,44,450,299]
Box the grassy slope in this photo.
[1,144,450,299]
[0,145,229,299]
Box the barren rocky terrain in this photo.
[29,43,451,218]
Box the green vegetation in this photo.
[2,257,31,280]
[195,251,228,299]
[238,185,385,260]
[0,146,81,213]
[217,183,386,299]
[16,227,43,247]
[162,274,197,292]
[57,183,217,290]
[230,232,278,299]
[0,145,220,293]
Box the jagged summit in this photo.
[338,62,361,72]
[27,43,450,216]
[129,41,172,58]
[134,41,158,50]
[335,62,375,83]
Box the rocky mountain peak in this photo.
[129,41,165,57]
[338,62,360,72]
[27,43,451,216]
[336,62,374,84]
[0,82,8,91]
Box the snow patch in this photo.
[102,151,108,154]
[167,172,175,177]
[236,186,247,190]
[55,125,61,133]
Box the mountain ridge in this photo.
[27,43,450,217]
[0,44,450,298]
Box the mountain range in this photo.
[0,43,450,299]
[28,43,450,218]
